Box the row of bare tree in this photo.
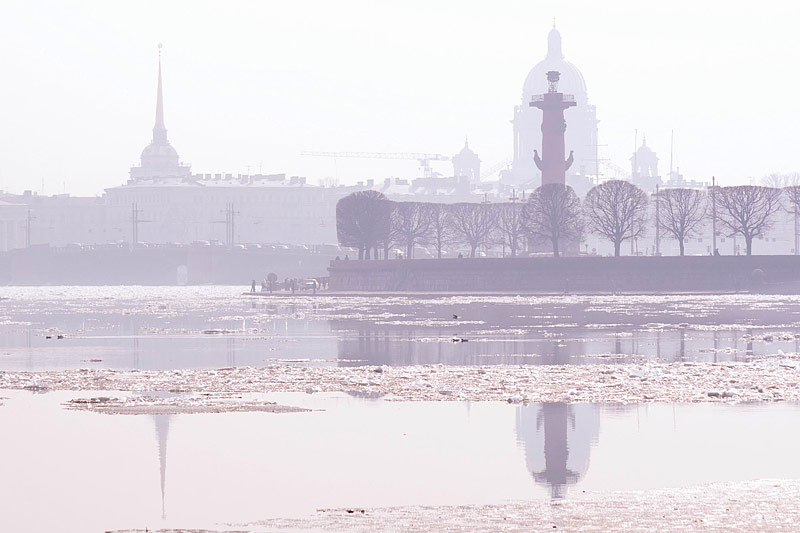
[337,181,795,258]
[336,186,582,259]
[651,184,796,256]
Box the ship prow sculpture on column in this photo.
[531,71,576,186]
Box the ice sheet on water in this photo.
[63,392,309,415]
[3,355,800,405]
[240,479,800,533]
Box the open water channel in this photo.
[1,286,799,531]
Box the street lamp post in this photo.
[711,176,717,254]
[654,184,660,256]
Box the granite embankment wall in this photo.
[0,248,336,285]
[327,256,800,293]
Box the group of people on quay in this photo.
[250,276,327,294]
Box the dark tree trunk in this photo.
[614,241,621,257]
[679,239,685,256]
[746,235,753,256]
[470,244,477,258]
[552,237,559,257]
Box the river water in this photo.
[1,390,799,532]
[1,286,799,531]
[2,286,800,370]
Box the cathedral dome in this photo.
[522,27,588,106]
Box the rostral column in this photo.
[531,71,576,186]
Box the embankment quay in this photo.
[0,246,336,285]
[327,255,800,293]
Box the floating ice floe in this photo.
[4,357,800,405]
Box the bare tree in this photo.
[428,203,454,259]
[584,180,648,257]
[715,185,782,255]
[335,190,392,260]
[524,184,583,257]
[494,202,527,257]
[762,172,800,188]
[656,188,707,256]
[784,184,800,255]
[784,185,800,212]
[390,202,435,258]
[448,202,497,258]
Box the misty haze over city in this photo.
[4,3,800,533]
[2,1,799,195]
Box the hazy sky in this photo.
[2,1,799,196]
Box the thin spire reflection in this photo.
[153,414,171,520]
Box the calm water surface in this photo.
[2,286,800,370]
[2,287,799,531]
[0,390,798,532]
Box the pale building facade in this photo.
[0,200,26,251]
[105,175,343,245]
[0,192,107,249]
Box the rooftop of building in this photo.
[1,192,105,205]
[108,173,315,190]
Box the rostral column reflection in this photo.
[515,403,600,498]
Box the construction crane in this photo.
[480,157,513,181]
[599,160,631,181]
[301,151,451,179]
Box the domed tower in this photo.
[452,139,481,188]
[630,135,661,192]
[130,45,191,181]
[506,25,598,187]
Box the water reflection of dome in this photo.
[515,403,600,498]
